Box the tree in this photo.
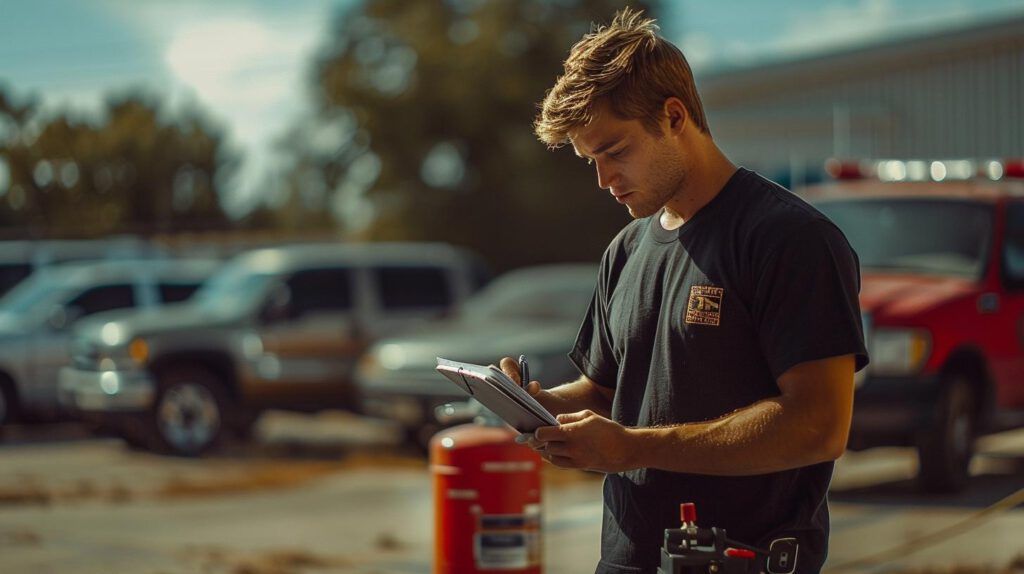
[0,86,236,238]
[298,0,659,270]
[0,84,39,232]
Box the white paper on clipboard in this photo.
[436,358,558,433]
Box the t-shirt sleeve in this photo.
[753,219,869,379]
[569,255,620,389]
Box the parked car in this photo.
[356,263,598,446]
[58,242,490,455]
[803,159,1024,492]
[0,258,218,428]
[0,238,167,298]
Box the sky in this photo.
[2,0,1023,218]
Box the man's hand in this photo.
[498,356,564,414]
[518,410,636,473]
[497,355,614,420]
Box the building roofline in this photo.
[696,11,1024,105]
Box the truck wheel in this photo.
[149,368,228,456]
[0,377,18,430]
[917,376,976,493]
[0,385,9,427]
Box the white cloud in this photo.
[679,32,715,70]
[773,0,975,56]
[165,20,297,110]
[683,0,1004,70]
[100,2,337,216]
[773,0,898,55]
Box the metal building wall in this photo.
[697,17,1024,186]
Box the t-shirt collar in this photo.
[648,167,749,244]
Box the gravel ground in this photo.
[1,412,1022,574]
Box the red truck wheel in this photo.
[917,376,976,493]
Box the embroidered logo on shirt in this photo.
[686,285,724,326]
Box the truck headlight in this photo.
[869,328,931,376]
[378,344,406,370]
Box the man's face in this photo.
[570,103,687,219]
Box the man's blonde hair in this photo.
[534,7,709,148]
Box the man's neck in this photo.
[661,147,737,231]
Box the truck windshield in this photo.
[192,265,273,315]
[459,274,594,322]
[815,198,992,278]
[0,273,69,318]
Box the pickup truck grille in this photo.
[71,339,101,371]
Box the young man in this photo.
[500,8,868,574]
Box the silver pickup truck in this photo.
[0,258,218,427]
[59,242,488,456]
[356,264,597,447]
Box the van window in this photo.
[0,263,33,297]
[159,282,203,303]
[377,266,452,309]
[286,268,353,316]
[1003,202,1024,289]
[66,284,136,317]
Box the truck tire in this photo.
[147,367,229,456]
[917,376,976,493]
[0,385,9,427]
[0,376,18,430]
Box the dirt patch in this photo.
[0,463,346,506]
[0,477,137,507]
[0,449,427,507]
[886,555,1024,574]
[157,462,347,500]
[185,546,352,574]
[0,528,42,547]
[541,465,603,486]
[106,482,134,503]
[373,532,404,552]
[0,484,51,506]
[335,452,426,472]
[229,549,344,574]
[157,450,427,500]
[0,450,574,508]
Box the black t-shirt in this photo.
[569,168,868,574]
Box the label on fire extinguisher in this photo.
[474,505,541,569]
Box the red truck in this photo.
[803,159,1024,492]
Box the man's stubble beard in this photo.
[626,156,688,219]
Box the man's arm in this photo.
[498,357,614,418]
[532,354,855,475]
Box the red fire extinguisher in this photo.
[431,400,544,573]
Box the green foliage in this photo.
[0,88,235,238]
[299,0,658,270]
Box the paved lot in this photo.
[1,412,1022,573]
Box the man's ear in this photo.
[663,97,689,135]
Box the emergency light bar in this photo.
[825,158,1024,182]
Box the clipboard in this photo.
[436,358,558,433]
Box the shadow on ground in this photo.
[0,421,94,446]
[830,454,1024,510]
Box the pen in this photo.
[518,354,529,389]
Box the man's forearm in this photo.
[627,396,846,476]
[544,377,613,418]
